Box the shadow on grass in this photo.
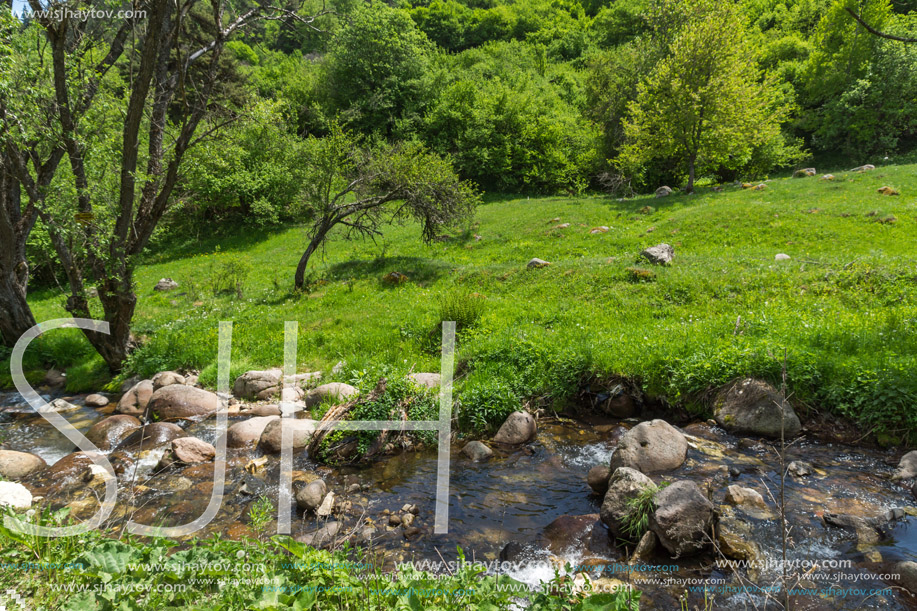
[326,255,452,285]
[139,222,299,265]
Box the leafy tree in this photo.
[617,0,797,192]
[1,0,328,368]
[425,41,600,193]
[320,1,434,137]
[293,127,479,289]
[180,100,309,226]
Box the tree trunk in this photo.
[294,226,330,289]
[0,272,36,347]
[0,157,37,347]
[63,277,137,373]
[686,155,696,194]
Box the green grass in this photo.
[0,507,638,610]
[8,162,917,439]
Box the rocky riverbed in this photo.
[0,371,915,610]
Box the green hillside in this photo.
[15,163,917,439]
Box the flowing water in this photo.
[1,391,915,609]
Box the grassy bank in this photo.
[6,163,917,441]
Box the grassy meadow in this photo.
[7,163,917,440]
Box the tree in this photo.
[617,0,795,192]
[293,127,479,289]
[1,0,328,369]
[320,1,434,137]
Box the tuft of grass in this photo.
[621,482,669,543]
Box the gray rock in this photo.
[43,368,66,388]
[851,164,875,172]
[787,461,813,478]
[85,415,142,451]
[84,394,109,408]
[296,521,341,548]
[408,373,441,388]
[0,450,47,480]
[462,441,493,461]
[587,465,611,495]
[153,278,178,291]
[609,419,687,473]
[233,369,282,401]
[724,485,766,508]
[117,380,154,416]
[793,168,816,178]
[898,561,917,594]
[227,415,279,448]
[713,378,801,438]
[527,258,551,269]
[148,385,219,420]
[259,418,317,453]
[650,480,715,557]
[599,467,655,539]
[641,243,674,265]
[152,371,185,390]
[655,186,673,198]
[775,253,791,261]
[893,450,917,481]
[304,383,358,408]
[47,398,80,412]
[493,411,537,445]
[0,481,33,509]
[295,480,327,511]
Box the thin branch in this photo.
[845,8,917,43]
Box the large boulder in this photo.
[493,411,537,445]
[641,244,674,265]
[898,561,917,595]
[655,186,673,198]
[117,380,154,416]
[152,371,185,390]
[599,467,655,539]
[713,378,801,438]
[154,278,178,291]
[0,481,33,509]
[233,369,283,401]
[649,480,715,557]
[609,419,687,473]
[527,258,551,269]
[408,373,441,389]
[462,441,493,461]
[227,415,280,448]
[259,418,318,453]
[893,450,917,481]
[170,437,216,464]
[115,423,187,452]
[295,479,327,511]
[0,450,47,479]
[304,383,358,408]
[148,385,219,420]
[85,415,142,451]
[84,394,110,408]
